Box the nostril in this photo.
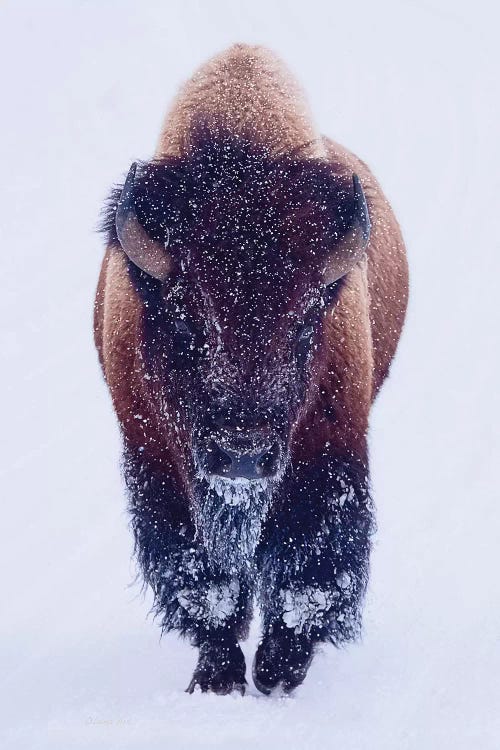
[211,409,229,428]
[206,441,232,475]
[256,443,280,477]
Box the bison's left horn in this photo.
[323,174,371,284]
[115,162,172,281]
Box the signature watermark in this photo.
[86,717,132,727]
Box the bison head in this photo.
[106,130,369,571]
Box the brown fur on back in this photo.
[157,44,326,159]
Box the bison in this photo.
[94,44,408,695]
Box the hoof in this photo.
[186,676,246,695]
[186,636,246,696]
[252,624,315,695]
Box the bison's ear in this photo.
[323,174,370,284]
[115,162,173,281]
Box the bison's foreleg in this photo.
[124,453,252,694]
[254,458,374,693]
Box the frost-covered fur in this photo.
[257,459,373,644]
[126,448,372,649]
[124,451,252,641]
[194,475,273,574]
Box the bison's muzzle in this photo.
[206,440,281,480]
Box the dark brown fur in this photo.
[94,45,408,694]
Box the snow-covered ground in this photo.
[1,1,499,748]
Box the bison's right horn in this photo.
[323,174,371,284]
[115,162,172,281]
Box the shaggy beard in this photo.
[193,475,276,575]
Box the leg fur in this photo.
[254,457,374,692]
[124,449,252,693]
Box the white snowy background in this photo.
[1,1,498,748]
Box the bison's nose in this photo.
[207,441,280,480]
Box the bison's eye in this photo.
[322,280,341,307]
[298,324,314,341]
[173,317,199,347]
[175,318,195,336]
[296,323,315,365]
[170,317,201,365]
